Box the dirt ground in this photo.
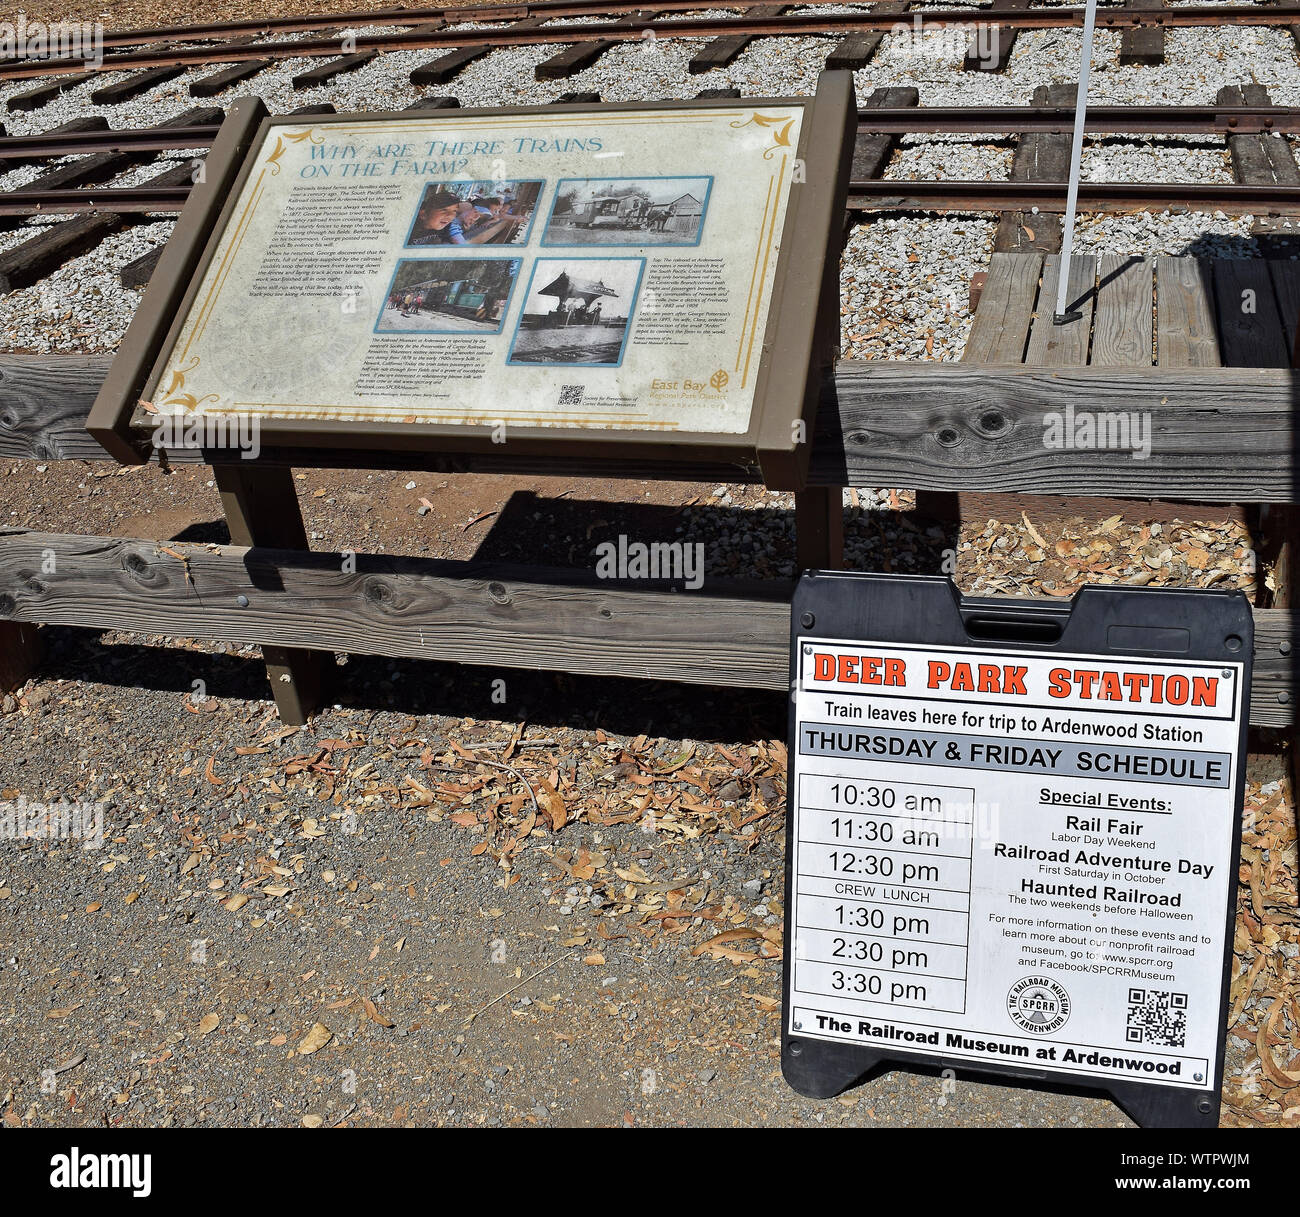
[1,453,1296,1129]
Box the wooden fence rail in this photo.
[0,529,1292,727]
[1,357,1296,502]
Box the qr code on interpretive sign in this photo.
[559,385,584,407]
[1126,988,1188,1047]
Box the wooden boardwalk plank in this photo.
[1025,254,1096,365]
[1119,0,1166,65]
[0,529,1289,725]
[1212,259,1290,367]
[963,251,1042,363]
[1092,255,1153,366]
[1156,257,1220,367]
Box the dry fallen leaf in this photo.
[197,1013,219,1036]
[361,996,395,1028]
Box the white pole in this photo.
[1054,0,1099,323]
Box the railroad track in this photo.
[2,3,1300,86]
[0,6,1295,295]
[3,104,1299,220]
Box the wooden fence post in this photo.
[795,485,844,571]
[212,463,323,724]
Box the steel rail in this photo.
[5,106,1299,162]
[0,186,193,214]
[845,179,1300,215]
[5,0,1295,57]
[3,7,1300,80]
[6,178,1300,217]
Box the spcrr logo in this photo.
[50,1148,152,1198]
[1006,976,1071,1035]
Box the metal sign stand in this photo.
[1053,0,1099,325]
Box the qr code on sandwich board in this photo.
[1126,988,1188,1047]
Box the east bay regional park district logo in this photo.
[1006,976,1072,1035]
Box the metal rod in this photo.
[1053,0,1098,325]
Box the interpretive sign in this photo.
[88,73,856,486]
[782,574,1252,1128]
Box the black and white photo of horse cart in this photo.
[542,177,712,247]
[507,258,644,366]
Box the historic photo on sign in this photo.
[508,257,644,366]
[543,176,712,246]
[377,257,521,334]
[405,179,542,247]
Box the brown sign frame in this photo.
[87,72,856,490]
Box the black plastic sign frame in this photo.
[781,573,1253,1128]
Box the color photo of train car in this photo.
[376,257,522,334]
[543,176,712,247]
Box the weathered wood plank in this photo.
[1219,83,1300,188]
[965,0,1031,71]
[994,83,1073,254]
[963,251,1042,363]
[1119,0,1166,65]
[90,63,187,105]
[810,363,1297,502]
[118,245,164,289]
[1092,255,1153,366]
[0,155,203,293]
[849,86,919,184]
[292,50,377,89]
[190,58,273,97]
[1212,258,1290,368]
[6,71,96,113]
[2,357,1297,502]
[825,0,907,69]
[0,212,125,293]
[1025,254,1096,365]
[689,4,785,73]
[536,11,657,79]
[410,16,546,85]
[1156,256,1220,367]
[0,529,1289,725]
